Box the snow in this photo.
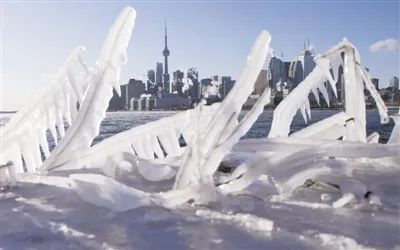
[1,165,399,249]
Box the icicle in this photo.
[39,130,50,158]
[142,133,155,159]
[357,65,389,124]
[300,102,308,123]
[305,98,311,119]
[311,87,320,106]
[113,84,122,97]
[317,82,330,107]
[317,58,337,98]
[56,113,65,138]
[328,52,343,82]
[21,143,36,172]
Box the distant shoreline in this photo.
[106,106,399,112]
[2,106,398,114]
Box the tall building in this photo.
[219,76,235,98]
[288,59,304,89]
[303,50,315,78]
[288,40,316,90]
[147,70,155,83]
[389,76,399,90]
[283,61,291,82]
[371,78,379,90]
[163,21,170,93]
[156,62,163,87]
[108,79,146,111]
[187,68,200,100]
[173,70,184,95]
[269,57,284,90]
[147,69,157,94]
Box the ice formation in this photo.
[174,31,272,191]
[40,7,136,171]
[0,7,136,176]
[56,103,220,172]
[0,47,89,174]
[269,39,389,141]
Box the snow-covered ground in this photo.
[1,161,399,249]
[1,111,399,250]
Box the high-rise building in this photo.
[156,62,163,87]
[146,70,157,94]
[288,41,316,90]
[201,78,212,86]
[187,68,200,100]
[389,76,399,90]
[283,61,291,82]
[147,70,155,83]
[371,78,379,90]
[220,76,235,98]
[108,79,145,111]
[269,57,284,90]
[173,70,184,95]
[303,50,315,79]
[173,70,184,83]
[288,59,304,89]
[163,21,170,93]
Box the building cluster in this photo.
[108,23,236,111]
[377,76,400,106]
[107,30,400,111]
[252,40,400,108]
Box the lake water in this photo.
[1,110,396,144]
[90,110,396,144]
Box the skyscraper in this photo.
[389,76,399,90]
[187,68,200,100]
[288,41,315,90]
[371,78,379,90]
[269,57,284,90]
[147,69,155,83]
[156,62,163,88]
[163,21,170,93]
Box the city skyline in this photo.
[2,1,399,111]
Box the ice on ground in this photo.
[1,165,399,249]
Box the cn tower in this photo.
[162,20,170,92]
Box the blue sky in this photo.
[1,0,399,110]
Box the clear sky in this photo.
[1,0,399,111]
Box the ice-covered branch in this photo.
[173,31,272,191]
[57,104,219,171]
[268,39,388,142]
[40,7,136,171]
[0,47,90,173]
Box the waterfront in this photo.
[1,110,396,144]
